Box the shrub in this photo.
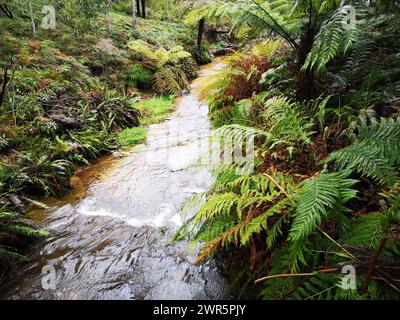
[127,64,154,90]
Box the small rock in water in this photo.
[112,151,130,159]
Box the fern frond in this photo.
[155,46,191,67]
[303,6,361,72]
[128,40,191,68]
[340,39,374,80]
[260,97,313,146]
[195,192,240,222]
[154,67,189,95]
[240,197,292,246]
[289,171,358,243]
[128,39,156,59]
[251,39,285,59]
[325,116,400,185]
[355,117,400,166]
[326,143,397,185]
[346,194,400,250]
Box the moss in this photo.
[8,224,51,238]
[191,48,213,65]
[116,95,176,147]
[126,64,154,90]
[117,126,148,147]
[137,95,176,125]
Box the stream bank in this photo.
[1,59,231,300]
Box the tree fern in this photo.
[153,66,189,95]
[303,6,361,73]
[128,40,191,68]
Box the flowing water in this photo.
[1,60,230,300]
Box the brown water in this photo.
[1,60,230,300]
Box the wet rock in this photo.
[69,176,83,190]
[95,39,119,53]
[7,194,26,213]
[212,44,237,57]
[212,47,236,56]
[48,108,83,130]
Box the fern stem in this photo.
[373,272,400,294]
[248,0,301,53]
[361,236,388,294]
[262,173,292,200]
[316,225,357,261]
[254,268,338,284]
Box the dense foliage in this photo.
[0,0,205,284]
[1,0,399,300]
[175,0,400,299]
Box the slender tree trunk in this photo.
[197,18,205,53]
[131,0,136,27]
[135,0,142,18]
[28,1,36,34]
[107,0,113,34]
[0,65,9,109]
[19,0,24,14]
[136,0,141,18]
[166,0,170,20]
[141,0,146,19]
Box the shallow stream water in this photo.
[1,59,230,300]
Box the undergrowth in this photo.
[175,3,400,300]
[0,0,202,284]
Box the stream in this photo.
[1,59,230,300]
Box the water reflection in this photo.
[1,59,229,300]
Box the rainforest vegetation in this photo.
[1,0,400,300]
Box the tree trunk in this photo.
[0,65,9,109]
[197,18,205,53]
[136,0,141,18]
[296,55,315,101]
[28,1,36,34]
[19,0,24,14]
[107,0,113,34]
[131,0,136,27]
[295,25,316,101]
[166,0,170,20]
[141,0,146,19]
